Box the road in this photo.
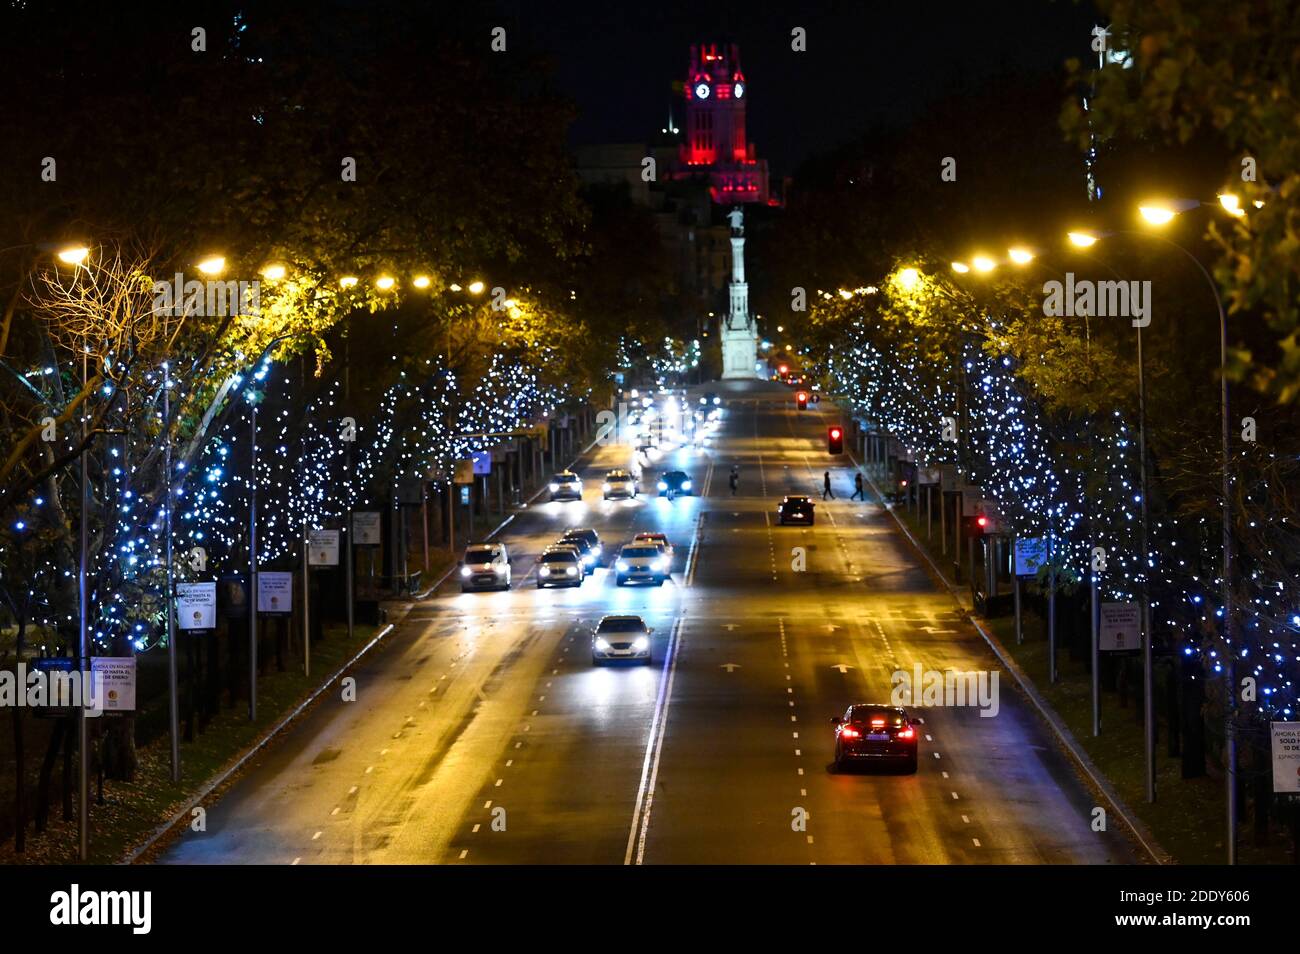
[157,381,1137,865]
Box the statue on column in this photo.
[727,206,744,235]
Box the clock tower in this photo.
[678,42,770,205]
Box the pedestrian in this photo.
[850,472,865,501]
[822,470,834,500]
[729,471,738,495]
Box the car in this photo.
[602,469,638,500]
[699,391,720,407]
[548,471,583,502]
[559,528,602,569]
[631,532,672,560]
[591,615,654,664]
[656,470,692,497]
[778,494,815,525]
[459,542,511,592]
[536,546,584,588]
[614,543,670,586]
[831,704,919,773]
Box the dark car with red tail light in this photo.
[831,704,918,773]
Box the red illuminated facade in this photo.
[675,42,771,205]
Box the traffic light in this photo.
[796,390,808,410]
[828,425,844,454]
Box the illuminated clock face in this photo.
[694,82,710,99]
[734,82,744,98]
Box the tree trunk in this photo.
[11,618,27,853]
[35,718,65,832]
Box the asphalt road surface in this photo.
[157,382,1137,865]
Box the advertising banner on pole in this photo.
[1099,602,1141,652]
[91,657,136,712]
[1014,537,1047,576]
[257,571,293,615]
[308,529,340,566]
[1272,722,1300,794]
[472,450,491,475]
[176,581,217,630]
[352,512,381,546]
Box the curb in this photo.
[854,455,1171,866]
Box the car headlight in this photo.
[549,483,559,492]
[602,483,611,492]
[657,481,667,491]
[713,397,721,405]
[681,480,691,490]
[494,564,505,574]
[591,545,601,555]
[633,636,650,651]
[566,566,577,576]
[460,566,472,578]
[654,558,667,571]
[616,560,629,571]
[594,637,611,651]
[540,567,551,576]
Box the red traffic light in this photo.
[779,364,789,375]
[827,425,844,454]
[796,390,809,408]
[976,515,988,529]
[830,427,842,439]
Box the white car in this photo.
[592,615,654,664]
[632,532,673,561]
[537,546,584,588]
[459,543,511,592]
[615,543,670,586]
[602,469,638,500]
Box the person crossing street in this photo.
[822,470,835,500]
[850,471,865,500]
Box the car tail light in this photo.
[839,726,860,739]
[870,718,886,727]
[897,726,915,740]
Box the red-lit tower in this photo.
[677,42,771,205]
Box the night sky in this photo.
[505,0,1102,175]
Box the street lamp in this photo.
[971,255,996,273]
[1067,231,1099,248]
[196,256,226,276]
[375,275,396,291]
[260,263,287,281]
[57,246,90,265]
[467,280,485,295]
[951,261,970,274]
[1007,247,1034,265]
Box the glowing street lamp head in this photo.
[339,275,359,289]
[1067,230,1098,248]
[467,280,485,295]
[971,255,996,273]
[197,256,226,276]
[1138,204,1176,226]
[1218,193,1245,217]
[375,275,396,291]
[1008,247,1034,265]
[412,274,431,289]
[259,263,287,281]
[57,246,89,265]
[838,289,853,300]
[951,261,970,274]
[894,267,921,290]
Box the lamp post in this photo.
[1075,205,1236,858]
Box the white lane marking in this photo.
[459,849,469,860]
[505,759,513,767]
[484,801,492,809]
[624,617,685,866]
[972,838,982,847]
[472,824,481,833]
[312,831,322,841]
[348,786,357,796]
[942,771,950,779]
[494,778,503,787]
[331,807,340,816]
[961,814,971,824]
[951,791,960,800]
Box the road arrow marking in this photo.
[720,663,741,672]
[831,664,854,673]
[825,624,840,633]
[723,623,738,631]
